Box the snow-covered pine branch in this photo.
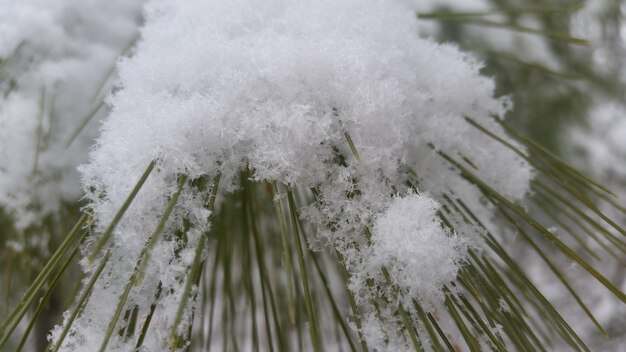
[51,0,533,350]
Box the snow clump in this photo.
[370,194,468,306]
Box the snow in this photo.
[369,194,468,307]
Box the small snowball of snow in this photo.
[371,193,467,305]
[0,0,144,231]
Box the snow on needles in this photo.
[56,0,533,350]
[370,194,467,306]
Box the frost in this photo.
[51,0,534,350]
